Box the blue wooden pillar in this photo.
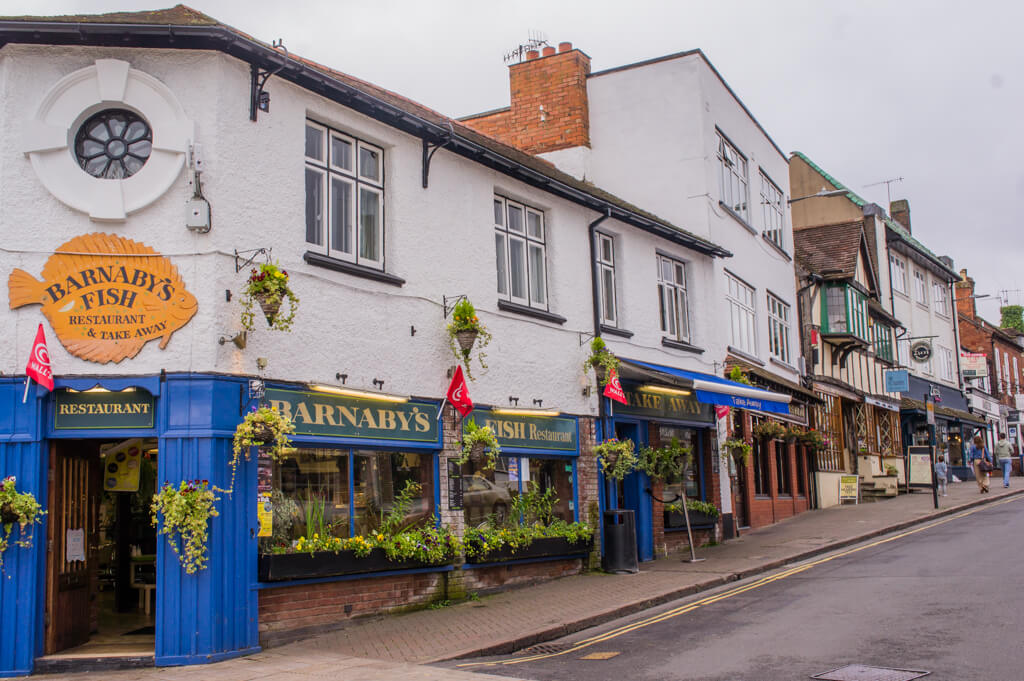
[155,375,259,665]
[0,379,46,677]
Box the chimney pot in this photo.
[526,49,539,60]
[890,199,911,234]
[542,46,556,57]
[558,41,572,53]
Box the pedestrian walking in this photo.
[994,433,1013,488]
[968,435,992,493]
[934,455,948,496]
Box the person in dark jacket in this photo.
[968,435,992,493]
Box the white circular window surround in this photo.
[23,59,193,222]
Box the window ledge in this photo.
[304,252,405,287]
[497,300,567,325]
[661,337,705,354]
[761,233,792,261]
[893,290,910,300]
[719,201,757,234]
[769,357,800,374]
[727,346,765,366]
[601,324,634,339]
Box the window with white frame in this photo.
[1003,350,1012,395]
[717,132,748,220]
[596,233,617,326]
[1014,356,1020,394]
[939,346,955,382]
[760,172,785,249]
[897,338,910,367]
[657,255,690,343]
[890,254,909,296]
[305,120,384,269]
[921,350,933,375]
[913,270,928,307]
[726,272,756,355]
[494,196,547,309]
[767,293,791,364]
[933,281,950,317]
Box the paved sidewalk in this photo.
[38,481,1022,680]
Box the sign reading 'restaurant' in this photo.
[266,388,439,443]
[8,233,198,364]
[54,389,155,430]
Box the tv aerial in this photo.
[503,30,549,64]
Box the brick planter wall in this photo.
[463,558,584,594]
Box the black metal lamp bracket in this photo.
[250,40,289,121]
[422,122,454,188]
[234,248,272,273]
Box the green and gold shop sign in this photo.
[616,383,714,423]
[54,389,155,430]
[465,409,577,452]
[266,388,439,443]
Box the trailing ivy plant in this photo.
[721,438,752,467]
[595,438,637,481]
[227,405,296,494]
[637,438,692,484]
[458,419,501,470]
[582,337,620,388]
[0,476,45,571]
[151,480,219,574]
[446,298,493,381]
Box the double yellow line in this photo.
[456,496,1020,668]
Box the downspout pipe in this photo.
[588,209,613,511]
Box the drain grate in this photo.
[812,664,930,681]
[519,642,574,655]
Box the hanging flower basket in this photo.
[455,329,479,354]
[0,476,45,571]
[752,420,786,441]
[595,438,637,481]
[240,262,299,332]
[224,406,296,495]
[582,337,619,388]
[0,503,19,526]
[457,419,501,470]
[151,480,219,574]
[446,298,492,381]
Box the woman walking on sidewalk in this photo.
[968,435,992,493]
[994,433,1013,488]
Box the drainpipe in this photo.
[588,209,612,509]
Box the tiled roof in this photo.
[0,6,729,258]
[791,151,957,279]
[793,220,866,279]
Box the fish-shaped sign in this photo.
[8,232,198,364]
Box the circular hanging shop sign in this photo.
[911,340,933,363]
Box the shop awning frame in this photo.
[622,359,791,414]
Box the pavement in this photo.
[36,480,1023,680]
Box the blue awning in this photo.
[625,359,792,414]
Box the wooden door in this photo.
[45,442,99,654]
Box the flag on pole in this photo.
[445,365,474,417]
[602,368,628,405]
[24,323,54,402]
[715,405,731,420]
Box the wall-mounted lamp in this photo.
[335,373,348,384]
[218,331,247,349]
[787,187,850,204]
[532,399,544,408]
[309,383,409,403]
[508,396,519,406]
[373,378,385,390]
[641,384,692,396]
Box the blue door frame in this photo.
[612,419,653,562]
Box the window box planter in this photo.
[258,548,451,582]
[465,536,592,564]
[665,510,718,529]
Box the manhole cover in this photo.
[519,642,573,655]
[812,664,930,681]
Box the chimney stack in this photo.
[890,199,911,234]
[955,268,977,319]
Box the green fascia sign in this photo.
[54,389,155,430]
[465,409,577,452]
[616,383,714,423]
[266,388,439,443]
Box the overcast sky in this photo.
[6,0,1022,321]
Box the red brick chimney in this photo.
[890,199,911,234]
[955,268,977,319]
[461,42,592,155]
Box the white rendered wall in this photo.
[1,44,690,417]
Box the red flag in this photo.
[445,365,474,417]
[602,368,627,405]
[715,405,731,420]
[26,323,54,391]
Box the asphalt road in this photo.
[442,495,1024,681]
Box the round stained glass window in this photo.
[74,109,153,179]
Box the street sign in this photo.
[961,352,988,378]
[839,475,859,503]
[911,341,932,363]
[884,369,909,393]
[925,397,935,426]
[907,446,933,487]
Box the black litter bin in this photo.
[602,509,639,574]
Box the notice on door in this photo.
[66,528,85,563]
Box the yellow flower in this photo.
[376,533,384,541]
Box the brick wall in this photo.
[463,558,583,594]
[733,412,811,531]
[462,44,591,155]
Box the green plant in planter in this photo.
[721,438,752,467]
[884,463,899,476]
[228,406,296,494]
[727,366,752,386]
[595,438,637,481]
[0,476,45,571]
[151,479,219,574]
[752,420,786,441]
[671,499,720,518]
[582,337,620,388]
[458,419,501,470]
[798,428,827,451]
[240,262,299,332]
[446,298,492,381]
[637,438,692,484]
[783,426,805,443]
[510,480,557,527]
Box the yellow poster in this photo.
[839,475,859,502]
[101,438,144,492]
[257,494,273,538]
